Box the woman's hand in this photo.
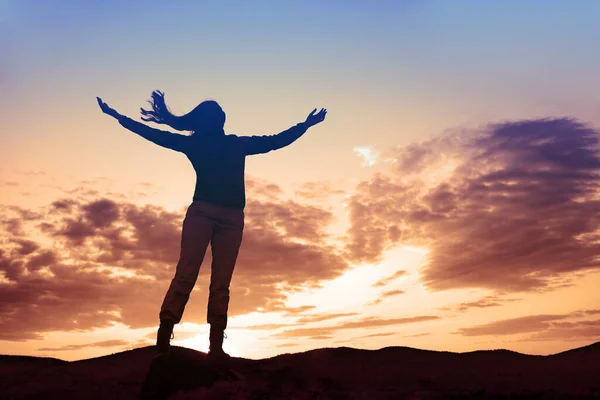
[304,108,327,128]
[97,97,122,119]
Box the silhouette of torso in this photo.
[184,134,248,210]
[179,123,307,210]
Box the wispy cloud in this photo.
[353,146,379,167]
[37,340,128,352]
[372,270,407,288]
[439,295,521,313]
[273,315,440,339]
[454,309,600,340]
[297,312,359,324]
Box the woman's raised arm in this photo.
[97,97,188,152]
[241,108,327,155]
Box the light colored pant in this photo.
[159,201,244,329]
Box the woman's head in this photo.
[140,91,226,135]
[181,100,226,135]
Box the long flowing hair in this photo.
[140,90,225,135]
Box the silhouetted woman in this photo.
[97,91,326,361]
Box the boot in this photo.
[207,324,230,362]
[156,319,174,355]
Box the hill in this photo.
[1,342,599,399]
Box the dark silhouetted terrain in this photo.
[1,342,599,399]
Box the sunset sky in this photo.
[2,1,600,362]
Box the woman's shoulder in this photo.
[225,133,247,145]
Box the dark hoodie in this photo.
[118,117,308,210]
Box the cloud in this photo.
[454,307,600,336]
[372,270,407,288]
[244,178,283,200]
[0,216,24,236]
[309,335,334,340]
[296,312,359,324]
[403,333,431,337]
[454,314,568,336]
[0,181,19,187]
[0,180,350,341]
[356,332,397,339]
[353,146,379,167]
[369,288,405,306]
[294,181,345,202]
[282,305,317,316]
[381,289,404,297]
[231,312,360,331]
[37,339,128,352]
[455,309,600,344]
[439,295,521,313]
[12,239,39,255]
[521,319,600,342]
[581,309,600,315]
[345,118,600,292]
[275,342,301,348]
[355,332,430,339]
[82,199,121,229]
[237,323,294,331]
[272,315,440,339]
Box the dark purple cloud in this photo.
[0,180,350,341]
[345,118,600,292]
